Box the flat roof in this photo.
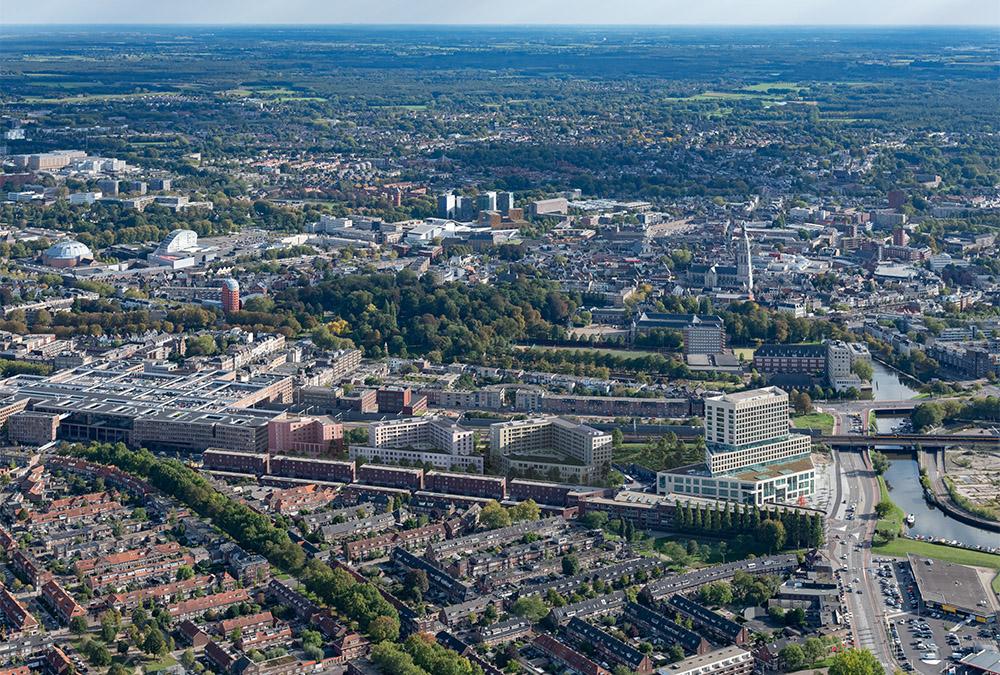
[658,645,752,675]
[908,554,993,615]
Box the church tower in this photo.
[736,228,754,297]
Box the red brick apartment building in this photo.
[41,579,85,625]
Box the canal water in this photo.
[882,458,998,549]
[870,360,919,401]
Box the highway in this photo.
[826,448,896,672]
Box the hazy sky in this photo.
[2,0,998,26]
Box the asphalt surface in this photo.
[826,448,897,672]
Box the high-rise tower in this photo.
[221,279,240,313]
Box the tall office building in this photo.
[475,191,497,214]
[497,192,515,214]
[437,193,456,219]
[657,387,814,505]
[450,196,470,221]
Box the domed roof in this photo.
[222,278,240,291]
[44,240,93,260]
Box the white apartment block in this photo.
[350,445,483,472]
[704,386,791,450]
[658,386,815,506]
[489,417,613,471]
[368,417,474,455]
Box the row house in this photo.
[268,579,320,622]
[343,522,446,562]
[0,585,39,635]
[623,601,711,655]
[312,612,369,660]
[167,588,250,621]
[236,623,293,651]
[532,633,610,675]
[11,549,50,587]
[566,617,653,675]
[27,498,125,527]
[219,610,275,636]
[107,573,230,612]
[664,594,749,646]
[41,579,85,625]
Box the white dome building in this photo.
[42,240,93,268]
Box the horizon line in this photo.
[1,22,997,28]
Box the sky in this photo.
[2,0,998,26]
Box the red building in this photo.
[221,278,240,313]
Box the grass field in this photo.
[792,413,835,435]
[732,347,756,360]
[876,475,906,538]
[872,538,1000,592]
[22,92,179,104]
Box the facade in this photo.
[657,387,814,506]
[7,411,62,445]
[490,417,612,484]
[753,344,827,376]
[268,416,343,455]
[221,278,241,313]
[631,313,726,355]
[351,417,481,472]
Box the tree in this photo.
[176,565,195,581]
[828,649,884,675]
[668,644,686,662]
[785,607,806,627]
[852,360,873,382]
[143,627,167,656]
[108,664,130,675]
[480,500,512,529]
[403,569,429,601]
[70,615,89,635]
[181,649,196,669]
[368,615,400,643]
[870,450,889,475]
[911,402,945,431]
[562,554,581,576]
[759,519,786,553]
[581,511,609,530]
[699,582,734,606]
[802,637,826,665]
[780,644,805,672]
[509,499,541,523]
[511,596,549,622]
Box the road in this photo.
[826,448,897,672]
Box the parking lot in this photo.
[879,558,999,674]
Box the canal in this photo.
[882,458,998,549]
[870,360,919,402]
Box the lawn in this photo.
[792,413,835,435]
[876,475,906,539]
[143,655,178,672]
[872,537,1000,592]
[732,347,756,360]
